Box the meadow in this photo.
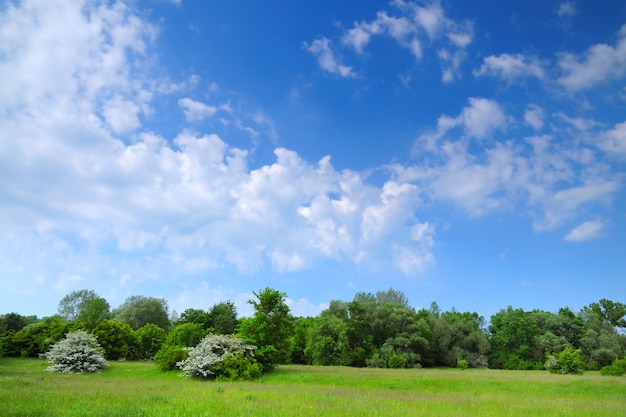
[1,358,625,417]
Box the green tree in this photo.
[92,320,140,360]
[113,295,170,331]
[238,287,294,371]
[164,323,209,348]
[57,289,110,328]
[488,307,543,369]
[0,313,37,333]
[291,316,315,364]
[587,299,626,330]
[8,316,71,357]
[208,301,238,334]
[135,323,167,359]
[178,308,212,330]
[305,311,351,366]
[432,311,489,367]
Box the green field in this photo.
[1,358,625,417]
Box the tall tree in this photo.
[305,313,350,366]
[112,296,170,330]
[57,289,110,327]
[208,301,238,334]
[238,287,293,371]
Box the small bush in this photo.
[41,330,108,373]
[154,345,188,371]
[467,353,489,369]
[177,334,258,379]
[545,347,584,375]
[388,354,406,369]
[600,358,626,376]
[212,352,262,380]
[456,358,469,370]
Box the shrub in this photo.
[154,345,188,371]
[177,334,258,379]
[600,358,626,376]
[467,353,489,369]
[136,323,167,359]
[41,330,108,373]
[456,358,469,370]
[92,320,141,360]
[388,354,406,369]
[545,347,584,375]
[211,352,262,380]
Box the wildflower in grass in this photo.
[41,329,108,373]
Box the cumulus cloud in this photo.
[564,220,605,242]
[474,53,545,81]
[557,25,626,91]
[303,37,355,78]
[406,98,622,226]
[0,0,438,299]
[415,97,508,151]
[178,98,218,121]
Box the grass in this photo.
[1,358,625,416]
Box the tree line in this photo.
[1,288,625,373]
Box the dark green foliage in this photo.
[305,313,351,366]
[488,307,543,369]
[0,313,37,333]
[113,295,170,331]
[92,320,141,360]
[7,316,72,357]
[600,358,626,376]
[154,345,188,371]
[178,308,212,330]
[135,323,167,359]
[238,287,294,371]
[208,301,238,335]
[291,316,315,364]
[432,311,489,367]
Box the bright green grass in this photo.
[1,358,625,416]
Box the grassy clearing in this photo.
[1,358,625,417]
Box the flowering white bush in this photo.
[41,329,108,373]
[177,334,257,379]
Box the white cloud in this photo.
[557,2,577,18]
[557,25,626,91]
[564,220,605,242]
[314,1,472,81]
[103,95,142,133]
[178,97,218,121]
[415,97,507,151]
[597,121,626,159]
[524,105,545,131]
[474,53,545,81]
[460,98,508,139]
[304,37,354,78]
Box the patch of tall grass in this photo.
[1,358,624,416]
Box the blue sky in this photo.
[1,0,625,320]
